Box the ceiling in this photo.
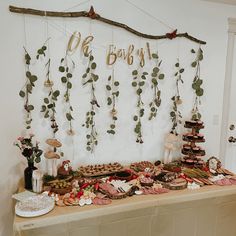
[203,0,236,5]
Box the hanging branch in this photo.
[41,59,60,135]
[19,48,39,130]
[132,69,148,144]
[106,72,120,135]
[148,52,165,120]
[169,60,184,135]
[59,52,75,135]
[191,47,204,120]
[82,53,100,152]
[9,5,206,45]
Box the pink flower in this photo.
[17,137,24,141]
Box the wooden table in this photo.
[14,185,236,236]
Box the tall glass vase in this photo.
[24,161,37,190]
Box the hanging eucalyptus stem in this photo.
[82,53,100,152]
[59,52,75,135]
[106,69,120,135]
[149,52,165,120]
[170,59,184,134]
[191,47,204,120]
[19,47,39,130]
[41,58,60,136]
[132,69,148,143]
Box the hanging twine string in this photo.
[125,0,174,31]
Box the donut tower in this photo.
[181,120,205,168]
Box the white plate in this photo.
[15,195,55,218]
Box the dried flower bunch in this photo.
[149,52,165,120]
[169,60,184,134]
[191,47,204,120]
[82,53,100,152]
[106,73,120,135]
[59,53,75,135]
[132,69,148,143]
[19,48,39,130]
[14,134,43,163]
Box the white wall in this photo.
[1,0,236,235]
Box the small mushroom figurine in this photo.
[44,139,62,177]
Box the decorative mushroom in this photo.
[44,139,62,177]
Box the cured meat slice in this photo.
[92,197,112,205]
[99,183,118,195]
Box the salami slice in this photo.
[92,197,112,205]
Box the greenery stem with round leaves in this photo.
[41,58,60,136]
[149,52,165,120]
[82,53,100,152]
[106,70,120,135]
[170,60,184,135]
[19,47,41,130]
[59,52,75,135]
[191,47,204,120]
[132,69,148,144]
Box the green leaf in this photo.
[91,62,97,69]
[29,75,37,83]
[37,49,44,54]
[196,79,203,86]
[26,84,32,93]
[116,91,120,97]
[196,88,204,96]
[106,85,111,91]
[66,112,73,121]
[191,61,197,67]
[44,110,49,118]
[143,72,148,75]
[42,46,47,51]
[41,105,46,112]
[191,49,195,53]
[19,90,25,98]
[139,81,145,87]
[27,105,34,111]
[153,67,159,73]
[86,146,91,151]
[53,90,60,97]
[152,53,158,59]
[86,134,91,139]
[158,74,164,80]
[175,63,179,67]
[26,71,31,78]
[61,77,67,83]
[114,81,119,86]
[67,82,72,89]
[170,111,175,117]
[133,115,138,121]
[136,88,142,95]
[47,104,53,109]
[110,124,115,129]
[44,98,49,104]
[179,68,184,73]
[82,73,87,79]
[198,53,203,61]
[151,107,156,112]
[107,97,112,105]
[108,75,112,81]
[86,68,90,73]
[132,70,138,76]
[152,78,158,85]
[35,156,41,163]
[67,73,72,78]
[59,66,65,72]
[89,55,94,61]
[132,81,137,87]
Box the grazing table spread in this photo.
[14,185,236,236]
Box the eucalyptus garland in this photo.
[149,52,165,120]
[41,59,60,135]
[132,69,148,143]
[170,60,184,134]
[82,53,100,152]
[106,72,120,135]
[59,53,75,135]
[19,47,39,130]
[191,47,204,120]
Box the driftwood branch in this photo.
[9,5,206,45]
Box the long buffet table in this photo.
[14,185,236,236]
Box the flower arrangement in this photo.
[14,134,43,163]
